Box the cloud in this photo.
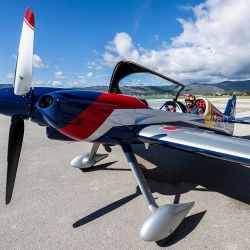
[133,0,151,33]
[151,34,159,42]
[51,80,64,87]
[33,80,46,86]
[76,72,93,81]
[103,32,139,67]
[33,54,48,69]
[86,72,94,78]
[77,74,85,79]
[67,80,81,87]
[11,54,17,60]
[87,61,102,71]
[102,0,250,83]
[54,71,65,79]
[6,73,14,80]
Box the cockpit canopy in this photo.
[108,61,185,108]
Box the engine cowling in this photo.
[46,127,76,141]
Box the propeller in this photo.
[6,116,24,204]
[4,7,35,204]
[14,7,35,95]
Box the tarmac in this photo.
[0,98,249,250]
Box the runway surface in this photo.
[0,98,249,249]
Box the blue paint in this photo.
[93,124,150,144]
[224,93,236,118]
[0,87,32,118]
[46,126,76,141]
[0,87,79,141]
[31,87,68,126]
[0,86,69,123]
[36,90,102,129]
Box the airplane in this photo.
[1,7,250,246]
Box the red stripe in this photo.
[59,93,148,141]
[24,18,34,30]
[24,7,35,29]
[162,126,181,131]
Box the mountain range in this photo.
[1,80,250,96]
[184,80,250,95]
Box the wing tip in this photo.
[24,7,35,29]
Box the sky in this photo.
[1,0,250,87]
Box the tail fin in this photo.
[224,93,236,118]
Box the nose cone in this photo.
[0,87,32,118]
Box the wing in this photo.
[137,125,250,165]
[229,117,250,124]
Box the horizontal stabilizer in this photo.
[228,117,250,125]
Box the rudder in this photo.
[224,93,236,118]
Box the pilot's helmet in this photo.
[185,94,196,104]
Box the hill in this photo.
[184,80,250,95]
[1,80,250,96]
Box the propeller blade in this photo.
[6,116,24,204]
[14,7,35,96]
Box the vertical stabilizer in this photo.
[224,93,236,119]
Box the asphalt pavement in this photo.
[0,98,249,250]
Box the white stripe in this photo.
[85,108,229,142]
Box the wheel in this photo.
[104,145,112,153]
[155,233,174,247]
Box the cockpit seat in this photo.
[195,99,206,110]
[194,99,206,114]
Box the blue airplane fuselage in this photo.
[0,87,66,125]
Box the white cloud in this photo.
[67,80,84,88]
[87,61,102,71]
[76,72,93,81]
[33,54,48,69]
[6,73,14,80]
[77,74,85,79]
[54,71,65,79]
[87,62,96,69]
[87,72,94,78]
[33,80,46,86]
[102,0,250,83]
[11,54,17,60]
[51,81,63,87]
[151,34,159,41]
[132,0,151,33]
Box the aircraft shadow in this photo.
[73,183,205,245]
[73,189,140,228]
[161,211,206,247]
[80,161,131,172]
[242,135,250,140]
[73,143,249,246]
[132,144,250,205]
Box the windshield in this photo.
[119,72,183,108]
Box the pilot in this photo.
[185,94,205,115]
[185,94,197,113]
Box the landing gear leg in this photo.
[121,143,194,244]
[71,143,108,169]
